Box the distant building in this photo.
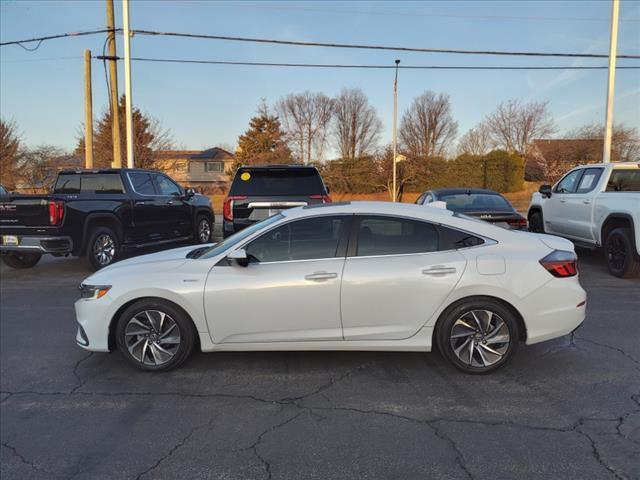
[525,139,617,181]
[154,147,235,192]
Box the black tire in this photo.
[529,211,544,233]
[436,298,520,374]
[1,252,42,269]
[195,214,213,244]
[115,299,196,372]
[85,226,119,271]
[604,228,640,278]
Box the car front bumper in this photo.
[74,295,114,352]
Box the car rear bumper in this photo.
[0,235,73,254]
[521,277,587,345]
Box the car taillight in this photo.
[48,200,64,225]
[309,194,332,203]
[508,217,527,228]
[539,250,578,278]
[223,196,246,221]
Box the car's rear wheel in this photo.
[605,228,640,278]
[437,299,520,374]
[86,227,119,270]
[529,211,544,233]
[115,299,195,372]
[195,214,212,244]
[1,252,42,269]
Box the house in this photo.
[154,147,235,192]
[525,139,618,182]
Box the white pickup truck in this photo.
[528,162,640,278]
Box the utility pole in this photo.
[122,0,134,168]
[106,0,122,168]
[603,0,619,163]
[392,59,400,202]
[83,49,94,169]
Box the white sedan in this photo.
[75,201,586,374]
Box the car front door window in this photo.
[555,170,583,193]
[246,216,347,263]
[154,175,182,196]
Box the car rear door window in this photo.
[355,216,438,257]
[129,172,157,195]
[438,225,485,249]
[606,169,640,192]
[80,174,125,194]
[246,216,346,263]
[54,175,81,193]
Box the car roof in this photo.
[430,188,501,196]
[58,168,155,175]
[237,164,319,171]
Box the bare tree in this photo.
[484,99,555,154]
[566,122,639,161]
[276,91,334,164]
[400,91,458,159]
[18,145,65,193]
[0,119,23,189]
[333,88,382,160]
[456,123,495,156]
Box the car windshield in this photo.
[229,168,325,196]
[197,213,284,259]
[440,193,512,212]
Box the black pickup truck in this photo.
[0,169,215,270]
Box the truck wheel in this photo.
[529,211,544,233]
[195,215,212,244]
[605,228,640,278]
[86,227,119,270]
[1,252,42,269]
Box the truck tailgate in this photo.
[0,196,52,228]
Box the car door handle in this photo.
[422,266,457,276]
[305,272,338,281]
[135,200,149,206]
[583,200,592,205]
[559,199,567,203]
[166,200,175,205]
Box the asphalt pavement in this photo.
[1,238,639,479]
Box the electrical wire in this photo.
[96,55,640,70]
[0,28,113,48]
[131,29,640,59]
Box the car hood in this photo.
[82,244,210,285]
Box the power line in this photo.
[131,29,640,59]
[96,55,640,70]
[0,28,113,48]
[215,2,640,23]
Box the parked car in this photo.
[223,164,331,237]
[0,168,215,270]
[76,201,585,373]
[0,184,9,195]
[528,162,640,278]
[416,188,527,230]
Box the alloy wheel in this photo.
[198,219,211,243]
[607,235,626,271]
[124,310,181,366]
[449,309,511,368]
[93,233,115,266]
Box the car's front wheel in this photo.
[605,228,640,278]
[115,299,196,372]
[436,298,520,374]
[195,214,213,244]
[86,227,119,270]
[1,252,42,269]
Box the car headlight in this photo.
[79,284,111,300]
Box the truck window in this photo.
[154,174,182,196]
[606,170,640,192]
[81,174,124,194]
[555,169,583,194]
[576,168,603,194]
[229,168,325,196]
[129,172,157,195]
[54,175,81,193]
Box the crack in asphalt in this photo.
[1,440,54,477]
[241,411,304,480]
[69,352,94,394]
[574,336,640,369]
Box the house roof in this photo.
[155,147,234,161]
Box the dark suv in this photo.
[223,165,331,237]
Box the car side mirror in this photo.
[184,187,195,199]
[539,185,552,198]
[227,248,248,267]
